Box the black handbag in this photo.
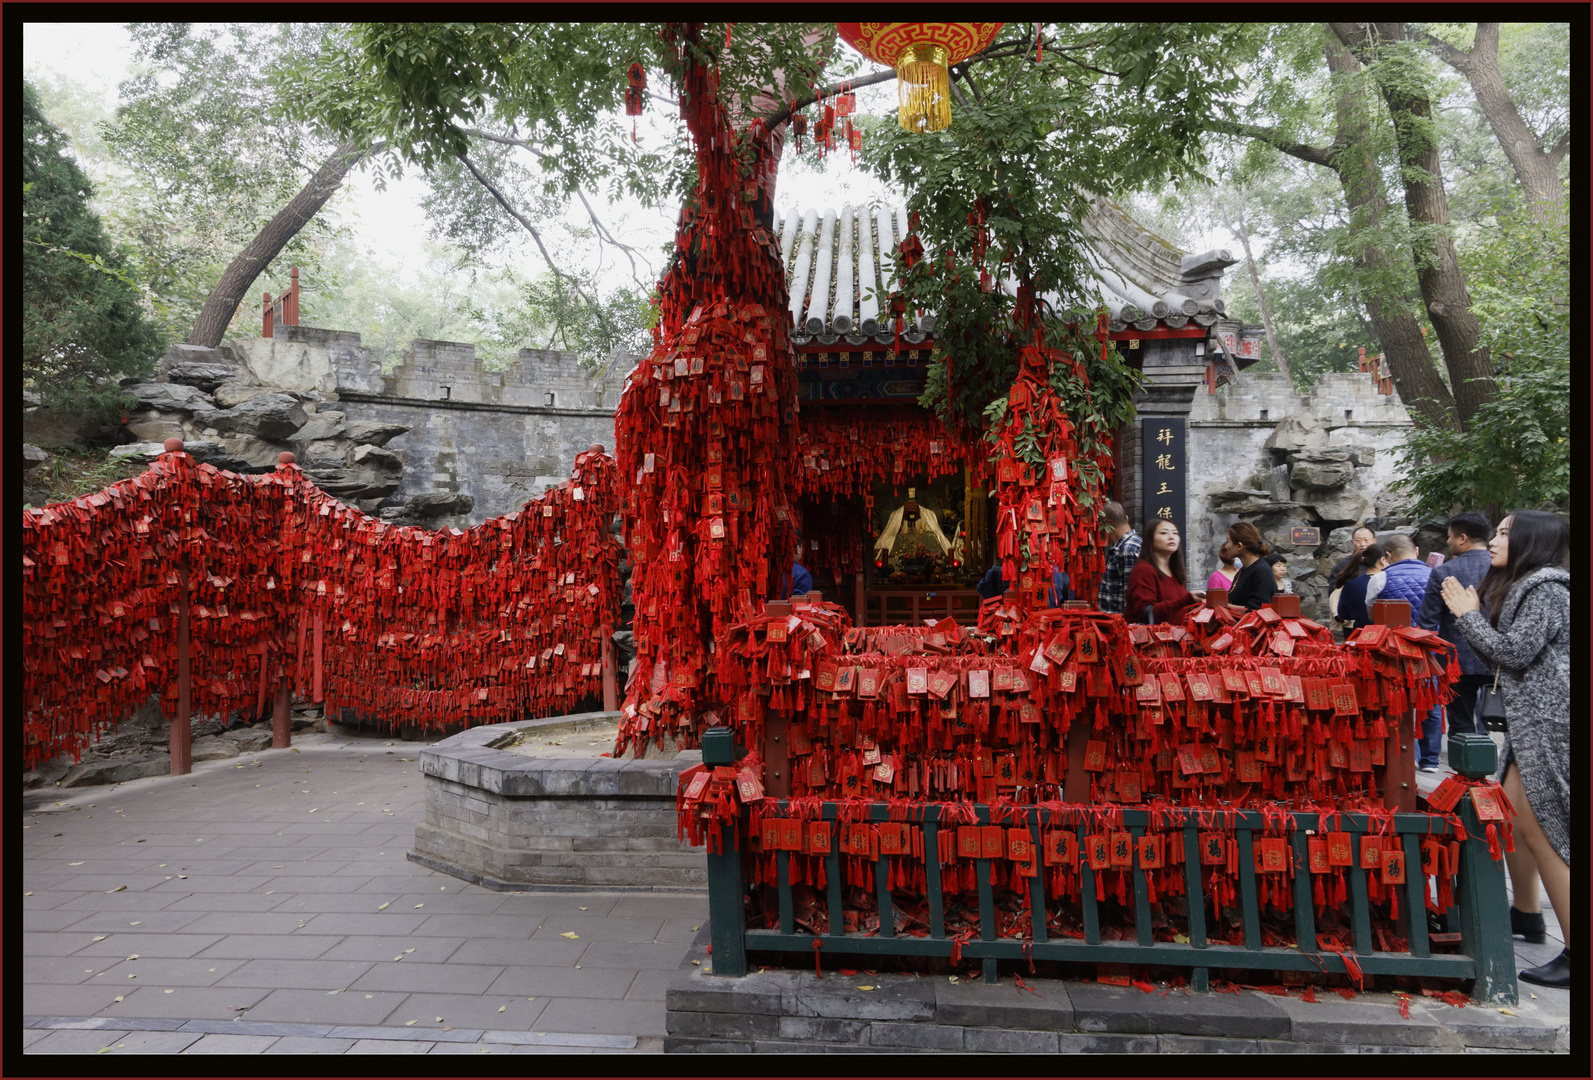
[1477,670,1508,732]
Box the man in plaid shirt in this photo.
[1096,501,1141,614]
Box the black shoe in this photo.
[1519,948,1569,988]
[1511,906,1548,944]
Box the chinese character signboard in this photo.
[1290,527,1321,547]
[1141,418,1185,544]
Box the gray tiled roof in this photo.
[777,197,1239,341]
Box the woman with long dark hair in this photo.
[1125,519,1203,624]
[1442,510,1570,987]
[1221,521,1277,612]
[1334,543,1388,632]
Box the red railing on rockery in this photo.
[20,439,622,773]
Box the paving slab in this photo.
[534,997,671,1037]
[349,960,506,995]
[449,936,585,967]
[182,1032,283,1053]
[213,958,378,990]
[193,934,342,960]
[101,985,272,1020]
[347,1039,436,1053]
[485,965,637,1000]
[261,1035,358,1054]
[240,988,412,1025]
[380,992,549,1031]
[25,1028,134,1054]
[92,1030,207,1053]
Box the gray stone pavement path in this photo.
[22,724,1566,1055]
[21,728,704,1055]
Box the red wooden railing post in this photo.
[287,266,299,326]
[272,678,292,749]
[1372,600,1417,812]
[263,292,274,338]
[602,631,618,713]
[161,438,194,776]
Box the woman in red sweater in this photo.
[1125,520,1205,624]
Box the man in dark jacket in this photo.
[977,564,1072,607]
[1367,534,1442,767]
[1417,512,1493,739]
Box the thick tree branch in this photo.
[1193,118,1337,170]
[461,126,653,289]
[455,150,616,341]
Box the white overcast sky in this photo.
[23,22,1232,299]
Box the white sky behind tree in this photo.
[23,23,1236,314]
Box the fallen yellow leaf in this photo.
[414,904,424,909]
[164,989,174,994]
[857,985,875,991]
[69,861,85,866]
[498,1005,507,1013]
[560,932,579,939]
[377,901,391,911]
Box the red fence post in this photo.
[602,632,618,713]
[287,266,299,326]
[162,438,193,776]
[1372,600,1417,812]
[263,292,274,338]
[172,554,192,776]
[273,678,292,749]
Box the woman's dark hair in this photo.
[1136,518,1187,586]
[1334,543,1384,588]
[1264,553,1288,567]
[1332,543,1384,588]
[1227,521,1271,559]
[1480,510,1569,626]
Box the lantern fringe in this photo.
[897,57,952,133]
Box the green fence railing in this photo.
[701,731,1517,1006]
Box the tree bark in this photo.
[1419,23,1568,226]
[1330,21,1496,426]
[1321,35,1457,430]
[185,139,378,347]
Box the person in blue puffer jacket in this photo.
[1365,534,1442,768]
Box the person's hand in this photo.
[1441,576,1481,617]
[1188,590,1205,602]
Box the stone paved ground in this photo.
[21,729,703,1056]
[23,725,1565,1055]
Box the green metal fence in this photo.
[701,731,1517,1005]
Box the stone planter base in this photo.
[410,712,706,892]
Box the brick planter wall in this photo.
[409,713,705,891]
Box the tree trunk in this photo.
[1322,36,1457,430]
[1214,191,1290,381]
[1423,23,1567,227]
[185,139,377,348]
[1330,22,1496,427]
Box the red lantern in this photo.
[836,23,1004,132]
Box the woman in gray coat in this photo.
[1442,510,1570,988]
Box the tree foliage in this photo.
[22,80,165,413]
[853,22,1257,432]
[101,23,352,344]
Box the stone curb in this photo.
[663,926,1567,1054]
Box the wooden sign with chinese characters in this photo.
[1140,417,1185,547]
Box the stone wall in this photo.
[411,715,705,891]
[1186,371,1416,619]
[106,328,639,528]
